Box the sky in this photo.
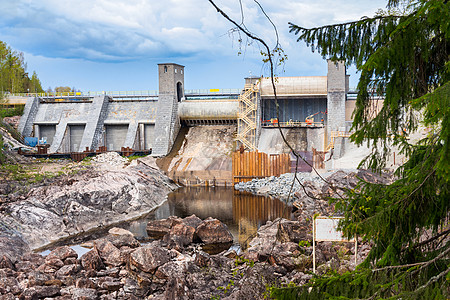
[0,0,387,92]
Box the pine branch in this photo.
[410,228,450,250]
[288,15,403,37]
[413,266,450,295]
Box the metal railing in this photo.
[6,89,241,98]
[261,121,325,128]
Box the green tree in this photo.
[54,86,71,93]
[271,0,449,298]
[0,40,44,94]
[29,71,44,94]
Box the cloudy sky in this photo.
[0,0,386,92]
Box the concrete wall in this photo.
[19,96,158,153]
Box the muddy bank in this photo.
[0,153,178,256]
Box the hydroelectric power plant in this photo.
[18,60,369,184]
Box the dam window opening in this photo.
[177,82,183,102]
[164,66,167,73]
[175,68,178,73]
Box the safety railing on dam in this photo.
[7,88,240,98]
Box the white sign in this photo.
[314,217,355,242]
[312,216,357,273]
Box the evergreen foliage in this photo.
[0,40,44,94]
[271,0,449,298]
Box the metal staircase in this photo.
[326,131,352,151]
[237,83,259,151]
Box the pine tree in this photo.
[271,0,449,298]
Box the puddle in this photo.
[40,244,91,257]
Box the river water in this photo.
[124,186,292,250]
[40,186,292,256]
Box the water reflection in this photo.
[126,187,292,250]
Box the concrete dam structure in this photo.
[18,60,352,160]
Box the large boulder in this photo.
[163,223,196,250]
[80,248,104,271]
[129,244,170,273]
[195,218,233,245]
[94,239,123,267]
[146,216,181,239]
[45,246,78,262]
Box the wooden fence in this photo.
[232,151,290,184]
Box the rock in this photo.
[164,276,190,300]
[182,214,203,229]
[26,271,51,286]
[129,244,170,273]
[0,235,29,263]
[0,255,14,270]
[163,222,196,250]
[21,285,60,299]
[155,261,186,280]
[36,263,59,274]
[108,227,133,236]
[0,293,15,300]
[193,251,211,268]
[75,278,96,289]
[45,246,78,261]
[94,239,123,267]
[71,287,97,300]
[81,248,104,271]
[276,219,310,243]
[97,276,122,292]
[0,277,21,295]
[146,216,181,239]
[45,258,64,269]
[106,234,140,249]
[195,219,233,245]
[55,264,81,277]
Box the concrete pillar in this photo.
[18,97,39,137]
[327,60,347,134]
[79,95,110,151]
[152,63,185,156]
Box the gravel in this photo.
[234,169,357,202]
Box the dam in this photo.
[17,60,364,183]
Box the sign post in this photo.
[313,216,357,273]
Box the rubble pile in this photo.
[91,152,130,168]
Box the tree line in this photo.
[0,41,44,96]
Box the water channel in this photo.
[124,186,293,251]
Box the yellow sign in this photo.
[209,89,220,92]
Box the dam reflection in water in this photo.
[126,187,292,250]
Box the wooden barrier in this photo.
[312,147,326,169]
[232,151,290,184]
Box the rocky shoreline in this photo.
[0,153,178,258]
[0,214,371,299]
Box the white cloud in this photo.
[2,0,387,90]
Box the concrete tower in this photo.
[152,63,185,156]
[327,60,347,134]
